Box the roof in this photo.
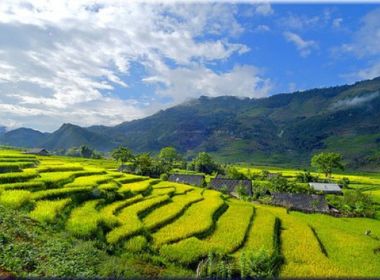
[209,178,253,196]
[271,192,330,213]
[22,148,50,155]
[308,183,342,194]
[168,174,205,187]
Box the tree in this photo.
[225,165,247,180]
[79,145,94,158]
[159,147,182,163]
[111,147,134,167]
[190,152,219,175]
[311,152,344,179]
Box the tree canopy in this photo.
[311,152,344,178]
[111,147,134,166]
[159,147,182,163]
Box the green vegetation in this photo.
[311,152,344,178]
[29,198,72,224]
[2,149,380,278]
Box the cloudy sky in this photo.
[1,1,380,132]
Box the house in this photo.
[22,148,50,156]
[308,183,343,195]
[270,192,330,213]
[209,178,253,196]
[267,172,277,179]
[168,174,205,187]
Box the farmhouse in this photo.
[168,174,205,187]
[267,172,277,179]
[22,148,50,156]
[271,192,330,213]
[209,178,253,196]
[117,165,135,173]
[308,182,343,195]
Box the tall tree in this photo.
[311,152,344,178]
[159,147,182,163]
[111,147,134,167]
[190,152,219,175]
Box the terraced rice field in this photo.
[1,150,380,278]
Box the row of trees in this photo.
[55,145,102,159]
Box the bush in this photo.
[338,177,350,188]
[327,190,374,217]
[160,173,169,181]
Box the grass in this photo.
[28,198,72,224]
[0,190,32,209]
[159,200,254,264]
[106,195,171,244]
[66,199,105,237]
[150,187,176,196]
[143,189,204,231]
[0,162,36,173]
[151,190,225,247]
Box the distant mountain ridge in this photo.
[0,126,7,137]
[2,76,380,170]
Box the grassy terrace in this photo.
[2,150,380,278]
[160,200,253,264]
[151,190,225,247]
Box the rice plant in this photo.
[143,190,204,230]
[290,209,380,277]
[234,207,276,257]
[259,205,345,277]
[151,190,225,247]
[124,236,148,253]
[106,195,171,244]
[0,190,32,209]
[64,174,114,188]
[66,199,105,237]
[36,165,85,173]
[0,170,38,184]
[159,201,254,264]
[28,198,72,224]
[118,179,160,194]
[115,174,149,184]
[150,187,176,196]
[0,181,45,191]
[31,186,93,200]
[100,195,144,228]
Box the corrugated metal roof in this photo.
[309,183,342,193]
[168,174,205,187]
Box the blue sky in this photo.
[0,1,379,132]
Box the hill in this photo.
[0,126,6,137]
[2,77,380,169]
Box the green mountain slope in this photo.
[2,77,380,169]
[0,128,49,148]
[40,123,117,151]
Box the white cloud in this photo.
[332,18,343,28]
[283,31,318,57]
[255,3,274,17]
[278,13,320,30]
[143,64,272,101]
[0,1,268,132]
[338,8,380,80]
[255,25,271,32]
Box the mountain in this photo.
[0,128,49,148]
[0,126,6,137]
[2,77,380,169]
[40,123,117,151]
